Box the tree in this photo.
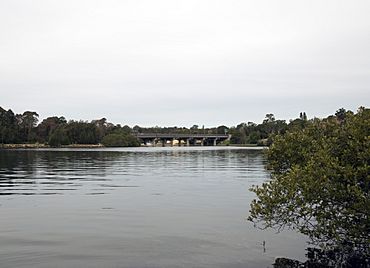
[17,111,39,142]
[299,112,307,121]
[248,131,260,144]
[65,121,98,144]
[92,118,106,137]
[36,116,66,143]
[263,113,275,124]
[335,108,347,123]
[0,107,18,143]
[249,108,370,257]
[303,112,307,121]
[216,125,229,135]
[121,125,132,134]
[132,125,142,133]
[48,126,70,147]
[288,118,307,131]
[101,132,140,147]
[229,123,248,144]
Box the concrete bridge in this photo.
[135,133,230,146]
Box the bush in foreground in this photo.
[249,107,369,258]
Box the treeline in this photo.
[213,112,309,146]
[132,112,310,146]
[0,107,139,147]
[0,106,357,147]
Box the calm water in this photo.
[0,147,306,268]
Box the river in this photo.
[0,147,306,268]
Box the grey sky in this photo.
[1,0,369,127]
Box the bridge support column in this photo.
[136,133,230,147]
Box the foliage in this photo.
[101,132,140,147]
[48,126,70,147]
[249,107,370,257]
[274,246,369,267]
[18,111,39,142]
[36,116,67,143]
[0,107,18,143]
[0,106,138,146]
[228,115,288,145]
[64,121,99,144]
[0,107,312,146]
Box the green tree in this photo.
[48,126,70,147]
[36,116,66,143]
[17,111,39,142]
[335,108,347,123]
[231,123,248,144]
[263,113,275,124]
[102,132,140,147]
[303,112,307,121]
[216,125,229,135]
[249,108,370,256]
[299,112,307,121]
[65,121,98,144]
[0,107,18,143]
[248,131,260,144]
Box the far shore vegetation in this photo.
[0,106,367,149]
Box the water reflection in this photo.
[0,150,123,196]
[0,147,306,268]
[0,148,265,197]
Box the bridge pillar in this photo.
[148,139,152,146]
[136,133,230,147]
[147,139,151,146]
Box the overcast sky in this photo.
[0,0,369,127]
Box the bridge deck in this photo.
[135,133,229,139]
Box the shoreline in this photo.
[0,143,264,149]
[0,144,105,149]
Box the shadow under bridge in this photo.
[134,133,231,146]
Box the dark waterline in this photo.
[0,147,306,268]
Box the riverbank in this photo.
[0,144,105,149]
[1,143,263,149]
[228,144,260,147]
